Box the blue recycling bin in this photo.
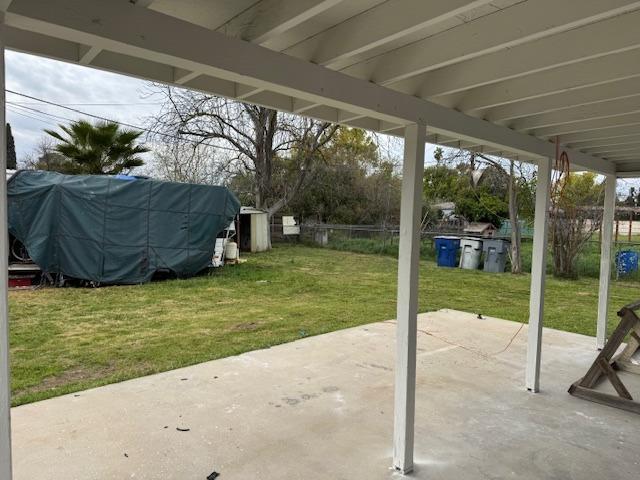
[434,236,460,267]
[616,250,639,276]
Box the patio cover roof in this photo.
[2,0,640,175]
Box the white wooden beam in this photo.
[393,123,425,475]
[131,0,154,7]
[291,99,317,114]
[513,96,640,132]
[239,90,294,112]
[486,78,640,124]
[611,160,640,170]
[604,151,640,161]
[337,110,365,123]
[285,0,493,67]
[173,67,200,85]
[235,85,264,100]
[561,125,640,146]
[380,121,402,133]
[77,43,100,64]
[396,9,640,99]
[179,74,237,99]
[0,34,12,480]
[212,0,343,98]
[2,21,79,60]
[219,0,342,45]
[533,112,640,139]
[573,139,640,152]
[525,157,552,393]
[299,105,339,124]
[89,49,174,83]
[346,116,380,132]
[615,169,640,177]
[458,48,640,112]
[597,175,617,350]
[342,0,640,85]
[583,141,640,155]
[77,0,155,67]
[4,0,615,174]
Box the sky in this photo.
[6,50,165,161]
[5,51,439,167]
[4,50,635,194]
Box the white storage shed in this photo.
[238,206,270,253]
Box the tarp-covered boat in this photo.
[8,170,240,284]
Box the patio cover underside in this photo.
[3,0,640,175]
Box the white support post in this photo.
[525,157,552,393]
[596,174,617,350]
[393,123,425,475]
[0,33,11,480]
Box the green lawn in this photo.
[325,234,640,280]
[8,244,639,406]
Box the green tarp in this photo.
[8,170,240,284]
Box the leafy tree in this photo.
[423,162,509,227]
[423,164,471,203]
[425,149,536,272]
[455,190,508,226]
[6,123,16,169]
[45,120,148,175]
[623,186,637,207]
[433,146,444,163]
[282,127,401,224]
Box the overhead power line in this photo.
[10,101,162,106]
[5,89,242,154]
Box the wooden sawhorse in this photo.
[569,300,640,414]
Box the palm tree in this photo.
[45,120,149,175]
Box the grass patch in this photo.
[9,244,638,405]
[324,234,640,280]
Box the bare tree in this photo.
[475,154,527,273]
[507,159,522,273]
[22,137,73,172]
[549,158,604,278]
[149,140,222,184]
[146,84,338,218]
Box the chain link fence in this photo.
[274,223,640,283]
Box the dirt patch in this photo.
[232,322,260,332]
[14,364,119,397]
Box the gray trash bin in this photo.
[483,239,511,273]
[459,237,483,269]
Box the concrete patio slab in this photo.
[10,310,640,479]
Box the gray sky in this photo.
[6,51,439,166]
[6,50,164,161]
